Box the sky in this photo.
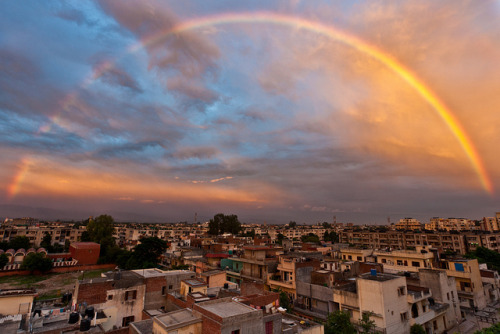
[1,0,500,224]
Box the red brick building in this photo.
[69,242,100,265]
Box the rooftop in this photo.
[132,268,194,278]
[129,319,153,334]
[70,242,100,249]
[197,300,258,318]
[182,278,207,287]
[359,272,400,282]
[155,309,201,330]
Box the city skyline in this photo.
[1,1,500,223]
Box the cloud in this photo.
[97,0,221,105]
[92,62,143,93]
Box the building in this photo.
[0,288,36,333]
[267,254,320,298]
[69,242,100,265]
[72,270,146,331]
[395,218,422,231]
[239,246,281,283]
[374,247,435,273]
[438,258,486,310]
[333,272,451,334]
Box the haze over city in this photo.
[1,1,500,223]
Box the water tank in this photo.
[85,306,95,319]
[79,318,91,331]
[68,312,79,324]
[370,269,377,276]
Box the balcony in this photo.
[407,289,431,303]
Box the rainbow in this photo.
[7,158,31,200]
[38,11,494,194]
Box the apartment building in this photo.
[395,218,422,230]
[239,246,281,283]
[374,247,435,273]
[267,254,320,298]
[339,230,499,254]
[425,218,477,231]
[333,272,450,334]
[438,259,486,310]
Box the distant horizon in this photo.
[1,204,497,225]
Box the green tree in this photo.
[21,253,53,273]
[117,237,168,270]
[86,215,116,257]
[410,324,426,334]
[301,233,320,244]
[9,236,31,250]
[0,241,9,251]
[40,232,52,249]
[276,233,285,245]
[325,310,356,334]
[359,312,376,334]
[473,322,500,334]
[466,247,500,272]
[288,221,297,229]
[208,213,241,235]
[279,291,291,312]
[0,253,8,268]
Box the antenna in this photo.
[194,212,197,224]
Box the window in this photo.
[357,256,362,261]
[348,255,352,260]
[125,290,137,301]
[162,286,166,295]
[169,285,173,290]
[122,316,134,326]
[398,287,406,296]
[108,294,113,300]
[411,261,420,267]
[400,312,408,322]
[397,260,403,266]
[231,330,240,334]
[433,320,438,330]
[447,292,450,300]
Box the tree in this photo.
[322,222,331,229]
[466,247,500,272]
[21,253,53,273]
[117,237,167,270]
[288,221,297,229]
[208,213,242,235]
[359,312,377,334]
[40,232,52,249]
[279,291,291,312]
[276,233,285,245]
[86,215,116,257]
[325,310,356,334]
[473,322,500,334]
[9,236,31,250]
[301,233,320,244]
[324,231,339,243]
[410,324,426,334]
[0,253,8,268]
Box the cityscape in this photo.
[1,1,500,334]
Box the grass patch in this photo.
[0,273,59,287]
[36,289,63,301]
[78,268,110,280]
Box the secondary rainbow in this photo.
[36,11,493,195]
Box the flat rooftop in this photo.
[183,278,207,287]
[198,300,258,318]
[132,268,194,278]
[156,309,201,329]
[360,272,400,282]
